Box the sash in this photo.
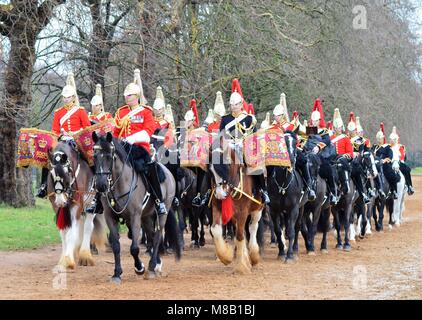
[59,106,80,127]
[331,134,346,144]
[224,113,248,132]
[117,106,144,138]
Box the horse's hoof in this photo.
[284,257,295,264]
[388,224,393,230]
[144,270,158,280]
[359,234,365,240]
[293,254,299,261]
[335,244,343,250]
[78,250,95,266]
[62,256,76,270]
[270,242,277,248]
[199,239,206,247]
[321,249,329,254]
[110,276,121,285]
[307,251,316,256]
[343,244,351,252]
[134,265,145,275]
[190,242,200,249]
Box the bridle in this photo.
[49,150,80,199]
[272,133,297,195]
[93,141,138,215]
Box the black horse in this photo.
[267,131,306,262]
[372,158,391,231]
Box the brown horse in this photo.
[210,142,264,274]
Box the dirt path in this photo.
[1,176,421,300]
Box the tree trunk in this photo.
[0,31,36,207]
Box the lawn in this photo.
[412,167,422,174]
[0,199,60,251]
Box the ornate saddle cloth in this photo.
[16,128,59,168]
[243,129,291,171]
[73,118,115,166]
[180,128,211,171]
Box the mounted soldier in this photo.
[372,122,398,199]
[214,79,270,204]
[347,112,371,203]
[88,84,112,125]
[389,126,414,195]
[112,69,167,215]
[305,98,338,205]
[36,73,91,198]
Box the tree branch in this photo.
[36,0,67,30]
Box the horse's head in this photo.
[335,156,351,194]
[48,141,79,207]
[362,150,378,179]
[92,131,116,193]
[284,131,298,165]
[305,152,321,192]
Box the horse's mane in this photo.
[96,135,129,164]
[306,152,321,166]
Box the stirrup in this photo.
[172,197,180,208]
[192,193,202,207]
[329,193,338,205]
[308,189,316,201]
[86,198,100,214]
[156,201,168,215]
[261,189,270,205]
[200,190,211,206]
[36,184,47,198]
[393,191,398,199]
[362,193,371,204]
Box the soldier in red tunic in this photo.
[88,84,112,124]
[330,108,354,159]
[113,69,167,215]
[37,73,91,198]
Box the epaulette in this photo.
[143,105,153,111]
[79,106,85,109]
[54,107,63,113]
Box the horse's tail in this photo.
[91,213,108,251]
[165,208,183,261]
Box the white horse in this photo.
[389,162,407,228]
[48,141,107,269]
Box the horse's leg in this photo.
[129,212,145,276]
[332,209,342,249]
[343,204,352,252]
[106,212,122,284]
[378,200,385,231]
[308,206,322,255]
[58,229,67,267]
[190,208,200,248]
[199,208,206,247]
[78,213,95,266]
[285,205,299,263]
[234,213,251,274]
[61,207,80,269]
[320,208,330,253]
[248,209,262,266]
[359,201,367,238]
[271,210,284,258]
[147,213,166,278]
[142,215,154,255]
[211,205,233,265]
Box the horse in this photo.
[210,139,264,274]
[352,150,379,239]
[47,140,107,270]
[267,132,308,262]
[92,132,181,283]
[372,158,390,231]
[387,162,407,228]
[327,155,358,251]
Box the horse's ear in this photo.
[106,132,113,143]
[48,149,54,163]
[92,131,98,143]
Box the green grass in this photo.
[411,167,422,174]
[0,199,60,251]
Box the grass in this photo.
[411,167,422,174]
[0,198,60,251]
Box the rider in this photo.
[347,112,371,204]
[36,73,91,198]
[112,69,167,215]
[330,108,354,159]
[269,94,317,200]
[390,126,414,196]
[215,79,270,204]
[88,84,112,125]
[306,98,338,205]
[372,123,398,199]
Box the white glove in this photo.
[392,161,400,172]
[312,146,319,154]
[125,130,150,145]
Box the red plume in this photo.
[248,103,255,115]
[231,78,249,113]
[349,112,356,124]
[221,196,234,225]
[310,98,325,127]
[292,111,299,120]
[380,122,386,144]
[190,99,199,128]
[327,121,333,130]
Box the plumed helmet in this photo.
[90,84,103,106]
[184,110,195,122]
[230,91,243,106]
[347,112,357,132]
[332,108,344,130]
[213,91,226,116]
[153,86,165,110]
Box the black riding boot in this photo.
[375,174,386,199]
[320,161,338,205]
[192,168,205,207]
[148,162,167,215]
[384,164,398,199]
[296,152,316,201]
[254,174,270,204]
[36,168,49,198]
[400,162,414,195]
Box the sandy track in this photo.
[1,176,421,300]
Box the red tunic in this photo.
[269,121,294,133]
[208,121,221,133]
[331,134,354,158]
[52,106,91,135]
[89,112,112,123]
[399,144,406,161]
[154,117,170,131]
[113,105,156,153]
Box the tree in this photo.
[0,0,66,207]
